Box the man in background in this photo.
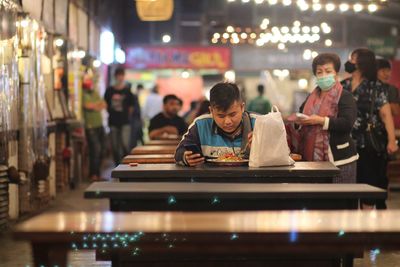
[104,67,134,165]
[82,71,106,181]
[148,95,187,140]
[247,84,272,115]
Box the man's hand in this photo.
[163,126,179,135]
[184,151,204,167]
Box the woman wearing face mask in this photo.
[341,48,398,209]
[296,53,358,183]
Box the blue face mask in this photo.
[316,75,336,91]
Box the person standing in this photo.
[377,58,400,117]
[295,53,358,184]
[130,84,144,149]
[142,85,163,121]
[104,67,134,165]
[82,72,106,181]
[341,48,398,209]
[247,84,272,114]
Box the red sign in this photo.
[125,46,231,70]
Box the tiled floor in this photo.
[1,166,400,266]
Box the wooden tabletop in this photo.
[14,210,400,239]
[122,154,175,164]
[145,139,180,146]
[130,145,177,155]
[112,162,339,183]
[85,182,386,200]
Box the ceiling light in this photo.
[303,49,312,60]
[325,39,332,47]
[339,3,350,12]
[54,38,64,47]
[162,34,171,43]
[213,33,221,39]
[325,3,335,12]
[240,32,248,39]
[353,3,363,12]
[254,0,264,4]
[223,33,229,39]
[311,51,318,58]
[322,26,331,34]
[368,3,378,12]
[282,0,292,6]
[292,27,300,34]
[268,0,278,5]
[226,26,234,33]
[93,60,101,68]
[311,26,320,33]
[293,21,301,27]
[312,3,322,11]
[181,71,190,79]
[298,79,308,89]
[302,26,311,33]
[256,39,264,46]
[281,26,290,34]
[278,43,286,50]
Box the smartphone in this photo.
[296,112,309,119]
[184,144,202,155]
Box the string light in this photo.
[226,0,384,13]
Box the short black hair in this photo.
[351,48,377,81]
[376,58,391,70]
[210,82,242,111]
[137,83,144,89]
[114,67,125,77]
[312,53,341,75]
[163,94,180,105]
[257,84,264,95]
[177,98,183,106]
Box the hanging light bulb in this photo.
[353,3,364,12]
[368,4,378,12]
[325,3,335,12]
[339,3,350,12]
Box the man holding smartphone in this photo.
[175,83,257,166]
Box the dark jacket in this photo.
[300,89,358,166]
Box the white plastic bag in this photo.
[249,106,295,167]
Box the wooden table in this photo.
[122,154,175,164]
[14,210,400,267]
[112,162,339,183]
[84,182,386,211]
[145,139,180,146]
[130,145,177,155]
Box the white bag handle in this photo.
[271,105,280,113]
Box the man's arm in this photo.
[175,123,202,166]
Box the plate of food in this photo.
[206,153,249,166]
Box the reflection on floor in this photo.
[1,170,400,266]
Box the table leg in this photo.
[32,242,68,267]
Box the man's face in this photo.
[164,99,181,117]
[378,68,391,83]
[210,101,244,133]
[115,74,125,85]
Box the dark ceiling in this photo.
[83,0,400,49]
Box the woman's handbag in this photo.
[365,84,387,153]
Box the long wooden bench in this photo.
[13,210,400,267]
[122,154,175,164]
[84,182,386,211]
[144,139,180,146]
[130,145,177,155]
